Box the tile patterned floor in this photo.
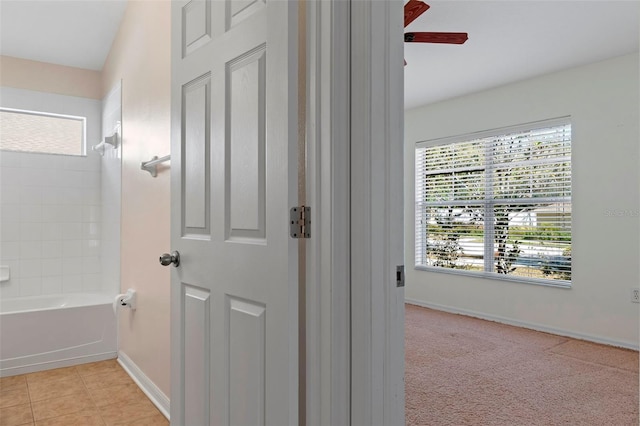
[0,360,168,426]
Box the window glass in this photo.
[415,120,572,286]
[0,108,85,156]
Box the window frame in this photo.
[0,107,87,157]
[414,117,572,289]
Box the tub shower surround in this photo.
[0,87,105,298]
[0,88,122,377]
[0,151,103,297]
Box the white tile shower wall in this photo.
[0,87,102,298]
[101,82,122,295]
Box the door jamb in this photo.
[305,0,404,424]
[350,0,405,424]
[305,0,351,424]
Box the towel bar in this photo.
[92,134,118,156]
[141,155,171,177]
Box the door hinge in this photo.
[396,265,405,287]
[290,206,311,239]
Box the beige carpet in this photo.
[405,303,639,426]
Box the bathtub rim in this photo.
[0,292,115,315]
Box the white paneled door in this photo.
[169,1,299,425]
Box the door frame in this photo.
[305,0,350,424]
[305,0,404,424]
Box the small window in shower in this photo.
[0,107,86,156]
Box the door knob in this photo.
[159,251,180,267]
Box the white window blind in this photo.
[415,119,572,286]
[0,108,85,156]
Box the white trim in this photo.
[0,352,116,378]
[305,0,351,424]
[405,298,640,351]
[415,116,572,148]
[118,351,170,420]
[0,106,87,121]
[414,265,572,289]
[349,0,404,424]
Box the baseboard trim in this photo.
[117,351,170,420]
[405,298,639,351]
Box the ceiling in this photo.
[0,0,127,71]
[404,1,640,109]
[0,1,637,106]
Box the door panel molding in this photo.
[182,284,211,426]
[181,0,212,57]
[181,73,211,237]
[226,0,266,30]
[225,45,267,243]
[227,296,266,425]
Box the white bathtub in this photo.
[0,293,117,377]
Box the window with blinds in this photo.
[0,108,85,156]
[415,119,572,286]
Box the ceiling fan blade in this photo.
[405,32,468,44]
[404,0,430,28]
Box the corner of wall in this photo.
[404,54,640,347]
[101,1,172,398]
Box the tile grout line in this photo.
[25,375,35,426]
[79,362,152,425]
[77,367,107,426]
[8,362,162,426]
[28,367,99,426]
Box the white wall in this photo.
[404,53,640,348]
[0,87,103,297]
[101,82,122,295]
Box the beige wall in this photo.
[0,55,102,99]
[102,1,171,395]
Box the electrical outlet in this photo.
[631,288,640,303]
